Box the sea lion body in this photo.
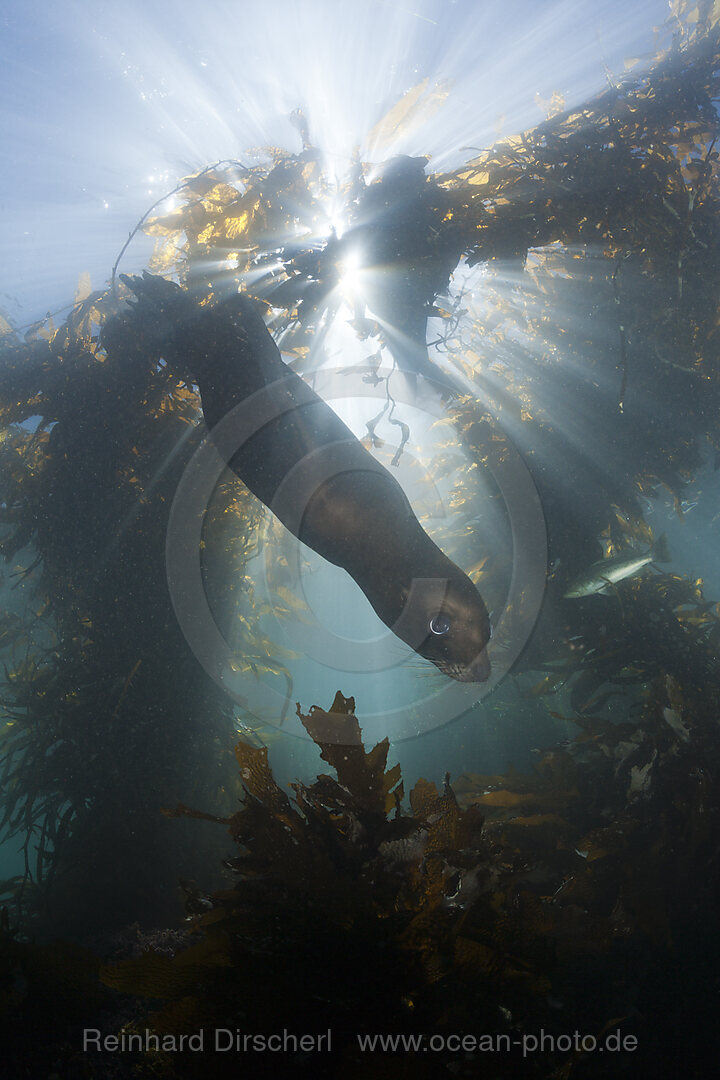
[123,277,491,682]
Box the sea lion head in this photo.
[424,582,492,683]
[296,456,493,685]
[387,570,492,683]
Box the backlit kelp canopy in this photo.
[0,0,719,935]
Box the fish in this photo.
[563,534,670,599]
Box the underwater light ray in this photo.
[359,0,672,168]
[2,0,670,323]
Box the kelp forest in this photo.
[2,0,720,1076]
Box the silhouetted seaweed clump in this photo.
[0,289,248,938]
[93,685,720,1079]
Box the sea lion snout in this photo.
[455,648,492,683]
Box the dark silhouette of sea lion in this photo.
[120,275,491,682]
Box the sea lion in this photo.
[121,275,491,682]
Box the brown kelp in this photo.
[96,681,720,1078]
[0,292,253,935]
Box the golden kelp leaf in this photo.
[454,935,504,975]
[409,777,440,819]
[274,584,310,613]
[504,812,569,828]
[281,344,310,359]
[181,172,227,197]
[501,133,524,150]
[298,695,400,816]
[475,789,538,809]
[467,556,489,583]
[199,181,240,208]
[366,78,450,154]
[223,210,250,240]
[101,936,232,1001]
[149,235,182,277]
[534,90,566,120]
[101,951,190,997]
[0,314,13,336]
[408,777,468,853]
[234,741,291,814]
[366,735,391,777]
[197,222,216,245]
[574,836,609,862]
[463,169,490,187]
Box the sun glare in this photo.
[0,0,670,324]
[338,250,363,297]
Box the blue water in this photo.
[0,0,708,903]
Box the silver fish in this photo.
[564,534,670,599]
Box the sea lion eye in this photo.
[429,612,451,636]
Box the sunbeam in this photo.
[1,0,669,323]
